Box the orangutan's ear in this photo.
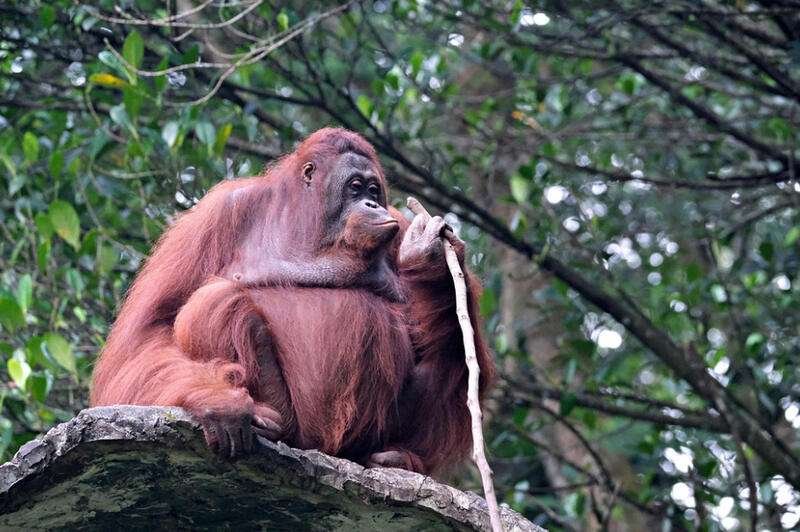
[302,162,315,186]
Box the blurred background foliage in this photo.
[2,0,800,529]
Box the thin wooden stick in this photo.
[406,197,503,532]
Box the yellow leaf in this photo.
[89,72,127,89]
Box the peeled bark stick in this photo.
[406,197,503,532]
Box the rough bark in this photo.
[0,406,542,531]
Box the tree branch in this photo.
[516,381,729,432]
[407,197,502,532]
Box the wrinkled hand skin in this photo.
[367,449,426,474]
[397,213,466,280]
[196,402,283,459]
[252,403,283,441]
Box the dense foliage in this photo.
[1,1,800,529]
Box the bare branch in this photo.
[515,381,729,432]
[85,0,261,30]
[546,157,789,190]
[407,197,502,532]
[101,2,354,106]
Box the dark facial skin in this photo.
[322,152,399,254]
[228,151,404,301]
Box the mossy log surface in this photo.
[0,406,542,531]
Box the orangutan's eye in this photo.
[350,180,364,195]
[367,184,379,198]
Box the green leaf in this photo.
[43,333,77,375]
[65,268,85,297]
[7,175,24,195]
[15,274,33,314]
[195,121,216,148]
[518,163,534,180]
[123,85,142,119]
[510,174,530,204]
[385,71,400,91]
[510,209,528,237]
[181,43,200,64]
[25,336,49,370]
[410,50,424,77]
[109,104,139,139]
[1,152,17,180]
[96,245,117,275]
[710,284,727,303]
[618,74,638,95]
[0,418,12,457]
[510,0,523,25]
[784,226,800,246]
[154,56,169,93]
[0,295,25,333]
[27,373,51,403]
[88,129,112,161]
[37,240,51,270]
[48,200,81,250]
[478,288,497,317]
[511,406,528,428]
[34,212,54,240]
[564,358,577,384]
[162,121,180,148]
[559,392,578,416]
[48,150,64,177]
[541,142,557,158]
[698,458,718,478]
[68,156,81,174]
[759,241,774,262]
[214,123,233,156]
[277,11,289,32]
[494,333,508,355]
[39,5,56,28]
[73,306,87,323]
[685,263,703,283]
[356,95,373,118]
[22,131,39,163]
[122,30,144,70]
[742,270,767,289]
[764,117,791,142]
[98,50,126,77]
[81,229,99,256]
[745,332,764,353]
[7,352,31,390]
